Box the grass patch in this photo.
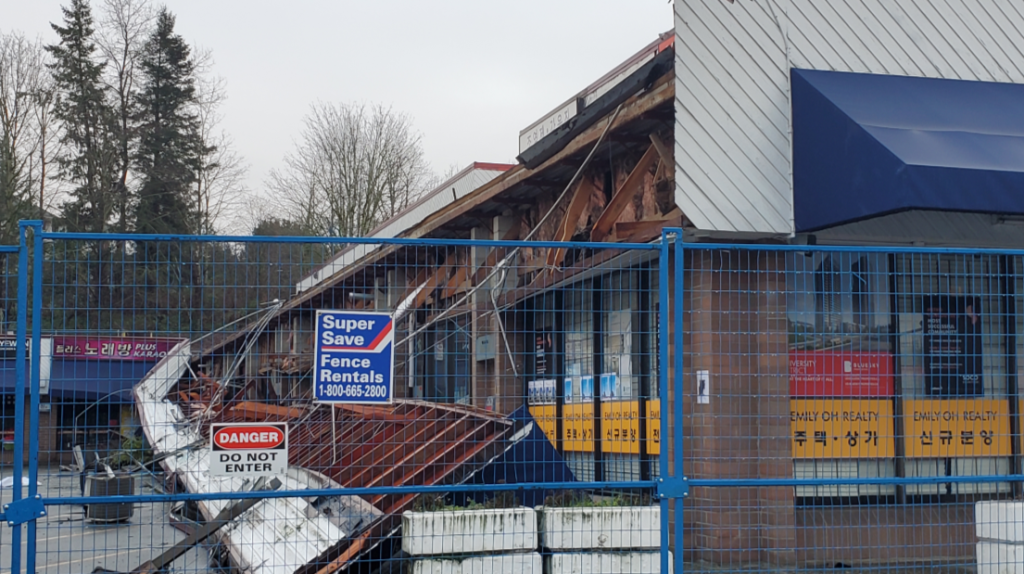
[544,490,654,508]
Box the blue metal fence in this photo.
[7,222,671,574]
[0,242,20,574]
[2,222,1023,573]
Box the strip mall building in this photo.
[199,1,1024,568]
[0,335,180,464]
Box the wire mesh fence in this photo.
[0,244,20,574]
[4,225,1024,574]
[16,227,663,574]
[678,244,1024,574]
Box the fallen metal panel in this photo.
[135,348,522,574]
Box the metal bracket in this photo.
[656,476,689,500]
[1,495,46,526]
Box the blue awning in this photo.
[792,68,1024,232]
[0,358,156,403]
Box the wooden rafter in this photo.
[546,177,597,272]
[396,267,431,306]
[440,251,471,299]
[590,144,659,241]
[649,133,672,168]
[410,251,457,310]
[613,207,683,241]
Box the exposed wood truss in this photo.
[410,251,457,310]
[590,143,659,241]
[614,207,683,242]
[546,178,597,272]
[440,251,471,299]
[649,133,672,170]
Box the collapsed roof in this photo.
[134,342,534,574]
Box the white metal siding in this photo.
[673,0,1024,236]
[294,166,506,294]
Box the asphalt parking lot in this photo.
[0,469,211,574]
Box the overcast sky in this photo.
[4,0,672,221]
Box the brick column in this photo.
[672,249,796,566]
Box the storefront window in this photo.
[894,253,1011,496]
[788,252,896,499]
[601,271,640,481]
[563,282,594,480]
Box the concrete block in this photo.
[977,541,1024,574]
[545,551,672,574]
[401,508,537,556]
[410,552,542,574]
[977,501,1024,543]
[538,505,660,550]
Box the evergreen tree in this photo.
[46,0,119,233]
[133,8,208,237]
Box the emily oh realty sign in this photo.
[209,423,288,477]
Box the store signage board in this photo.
[790,399,896,459]
[52,336,177,361]
[789,351,895,397]
[903,399,1010,458]
[313,310,394,404]
[209,423,288,477]
[0,336,53,395]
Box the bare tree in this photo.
[191,47,247,235]
[96,0,155,231]
[267,102,433,237]
[0,31,58,243]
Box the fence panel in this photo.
[678,240,1024,574]
[20,225,665,574]
[24,225,1024,574]
[0,243,21,574]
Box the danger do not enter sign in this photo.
[209,423,288,477]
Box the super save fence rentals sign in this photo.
[209,423,288,477]
[313,310,395,403]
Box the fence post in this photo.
[25,220,43,574]
[672,229,686,574]
[658,229,670,574]
[10,221,32,574]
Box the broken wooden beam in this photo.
[230,401,307,420]
[546,178,597,272]
[614,208,683,242]
[649,133,672,168]
[590,144,659,241]
[410,251,457,310]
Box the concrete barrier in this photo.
[976,501,1024,574]
[545,551,670,574]
[538,505,660,551]
[402,508,538,556]
[410,552,542,574]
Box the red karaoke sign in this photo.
[52,336,178,361]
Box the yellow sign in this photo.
[560,400,661,454]
[528,404,558,447]
[600,401,643,454]
[903,399,1011,458]
[563,403,595,452]
[790,399,895,459]
[647,400,661,455]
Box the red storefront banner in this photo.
[52,336,179,361]
[789,350,894,397]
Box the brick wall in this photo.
[671,248,982,568]
[671,248,796,566]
